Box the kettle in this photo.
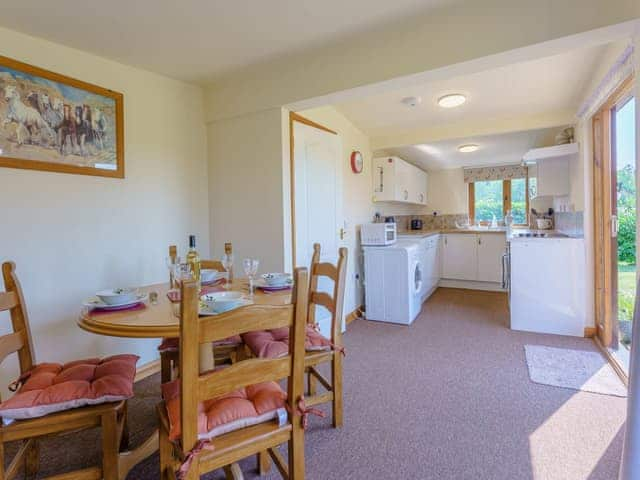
[411,219,423,230]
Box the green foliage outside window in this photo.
[474,180,502,223]
[617,164,636,264]
[473,178,528,224]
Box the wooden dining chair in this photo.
[243,244,348,429]
[160,254,243,383]
[305,244,348,428]
[0,262,130,480]
[157,268,309,480]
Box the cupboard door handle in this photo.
[403,190,408,200]
[478,237,482,245]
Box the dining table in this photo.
[77,278,291,480]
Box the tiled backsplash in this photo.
[394,214,469,232]
[554,211,584,237]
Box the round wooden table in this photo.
[78,280,291,479]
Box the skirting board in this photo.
[346,305,364,325]
[134,359,161,383]
[438,279,506,292]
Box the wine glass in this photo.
[221,253,234,290]
[243,259,260,296]
[165,255,181,289]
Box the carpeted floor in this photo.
[7,288,627,479]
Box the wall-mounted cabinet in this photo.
[523,143,578,198]
[372,156,427,205]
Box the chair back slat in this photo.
[0,331,25,364]
[198,357,290,401]
[307,246,348,342]
[198,304,293,344]
[179,267,309,455]
[312,262,338,282]
[201,260,226,271]
[0,292,18,312]
[1,262,35,374]
[309,292,335,314]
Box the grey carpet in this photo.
[524,345,628,397]
[6,288,627,479]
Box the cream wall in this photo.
[207,108,288,273]
[298,106,374,314]
[427,169,467,215]
[204,0,639,123]
[0,27,209,384]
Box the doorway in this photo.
[289,112,344,336]
[593,76,636,375]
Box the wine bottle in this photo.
[224,242,234,284]
[186,235,201,288]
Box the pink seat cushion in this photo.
[162,378,286,441]
[0,354,138,420]
[242,325,332,359]
[158,336,243,353]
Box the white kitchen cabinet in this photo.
[536,157,570,197]
[477,234,507,282]
[441,233,506,284]
[372,156,428,205]
[441,234,478,280]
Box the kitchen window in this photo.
[468,176,529,225]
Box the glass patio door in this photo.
[593,77,636,375]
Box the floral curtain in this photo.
[463,164,528,183]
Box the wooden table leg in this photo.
[199,342,215,372]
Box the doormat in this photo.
[524,345,627,397]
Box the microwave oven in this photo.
[361,223,397,246]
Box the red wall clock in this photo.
[350,150,363,174]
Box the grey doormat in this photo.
[524,345,627,397]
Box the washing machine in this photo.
[362,240,423,325]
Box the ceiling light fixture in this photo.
[401,96,422,107]
[458,144,479,153]
[438,93,466,108]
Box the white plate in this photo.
[199,297,253,316]
[201,269,225,283]
[253,278,292,289]
[260,273,293,287]
[83,293,148,310]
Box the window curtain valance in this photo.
[463,164,528,183]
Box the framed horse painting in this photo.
[0,55,124,178]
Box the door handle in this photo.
[339,228,346,240]
[501,253,507,289]
[611,215,618,238]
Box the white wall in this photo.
[297,106,373,314]
[207,108,288,273]
[0,27,209,383]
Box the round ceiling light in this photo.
[458,144,479,153]
[438,93,467,108]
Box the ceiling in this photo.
[377,127,567,170]
[335,43,609,139]
[0,0,454,84]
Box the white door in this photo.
[293,120,343,336]
[441,234,478,280]
[477,234,507,283]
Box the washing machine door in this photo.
[412,260,423,295]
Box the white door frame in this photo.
[288,112,339,268]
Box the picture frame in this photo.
[0,55,124,178]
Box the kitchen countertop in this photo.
[398,228,507,237]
